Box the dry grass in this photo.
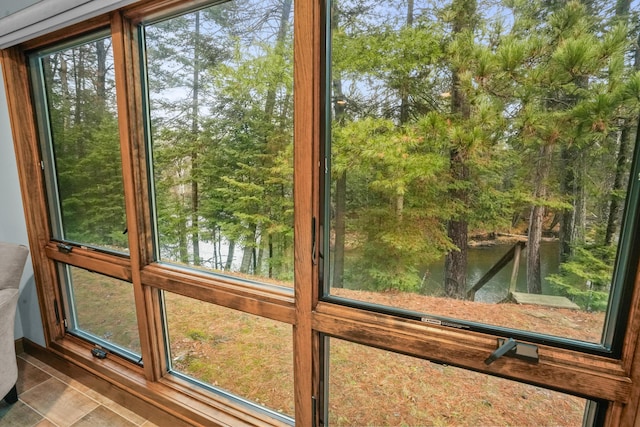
[72,269,599,426]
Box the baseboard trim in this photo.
[21,338,193,427]
[14,337,24,355]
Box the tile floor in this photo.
[0,353,159,427]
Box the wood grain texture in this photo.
[19,16,110,51]
[111,12,160,382]
[122,0,214,24]
[313,302,632,403]
[140,265,295,324]
[44,243,132,281]
[1,47,64,342]
[5,0,640,426]
[293,0,323,423]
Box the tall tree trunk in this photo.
[606,3,637,245]
[95,39,107,108]
[268,235,274,278]
[445,147,469,299]
[212,228,219,269]
[527,144,553,294]
[395,0,413,218]
[240,225,257,273]
[191,12,201,266]
[559,150,587,261]
[179,213,189,263]
[264,0,293,119]
[333,173,347,288]
[59,56,70,130]
[605,121,632,245]
[262,0,292,273]
[559,146,576,261]
[331,1,347,289]
[225,239,236,270]
[444,0,475,299]
[398,0,413,124]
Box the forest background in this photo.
[42,0,640,332]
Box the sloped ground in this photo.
[333,288,605,343]
[74,269,601,426]
[167,290,600,426]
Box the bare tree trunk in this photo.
[606,121,632,245]
[95,39,107,107]
[444,0,475,299]
[262,0,292,274]
[331,1,347,289]
[240,225,257,273]
[191,12,201,266]
[333,173,346,288]
[225,240,236,270]
[264,0,293,119]
[398,0,413,124]
[606,6,637,245]
[445,147,469,299]
[179,214,189,264]
[527,144,553,294]
[59,56,70,130]
[559,146,576,261]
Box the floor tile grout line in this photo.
[17,353,151,426]
[17,356,55,395]
[19,353,121,410]
[19,376,102,426]
[19,397,61,427]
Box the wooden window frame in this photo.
[2,0,640,425]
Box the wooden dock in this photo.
[510,292,580,310]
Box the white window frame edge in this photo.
[0,0,140,48]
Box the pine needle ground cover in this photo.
[74,268,597,426]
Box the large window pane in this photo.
[326,338,591,426]
[62,265,141,359]
[32,35,129,252]
[144,0,294,288]
[163,292,294,419]
[326,0,640,345]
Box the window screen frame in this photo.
[318,0,640,360]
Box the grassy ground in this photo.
[71,269,598,426]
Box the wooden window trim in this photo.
[3,0,640,425]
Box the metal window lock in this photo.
[485,338,539,365]
[57,243,73,254]
[91,347,107,359]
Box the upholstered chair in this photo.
[0,242,29,404]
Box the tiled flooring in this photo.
[0,353,159,427]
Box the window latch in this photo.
[57,243,73,254]
[485,338,539,365]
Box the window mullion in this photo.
[293,0,323,423]
[111,11,164,381]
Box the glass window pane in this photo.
[62,265,141,358]
[163,292,294,419]
[327,338,591,426]
[144,0,294,289]
[33,35,129,252]
[326,0,640,345]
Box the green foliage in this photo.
[187,329,209,341]
[147,4,294,280]
[44,40,128,251]
[326,0,638,296]
[332,118,456,291]
[43,0,638,301]
[547,245,614,311]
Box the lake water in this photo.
[420,241,561,303]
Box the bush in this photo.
[547,245,614,312]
